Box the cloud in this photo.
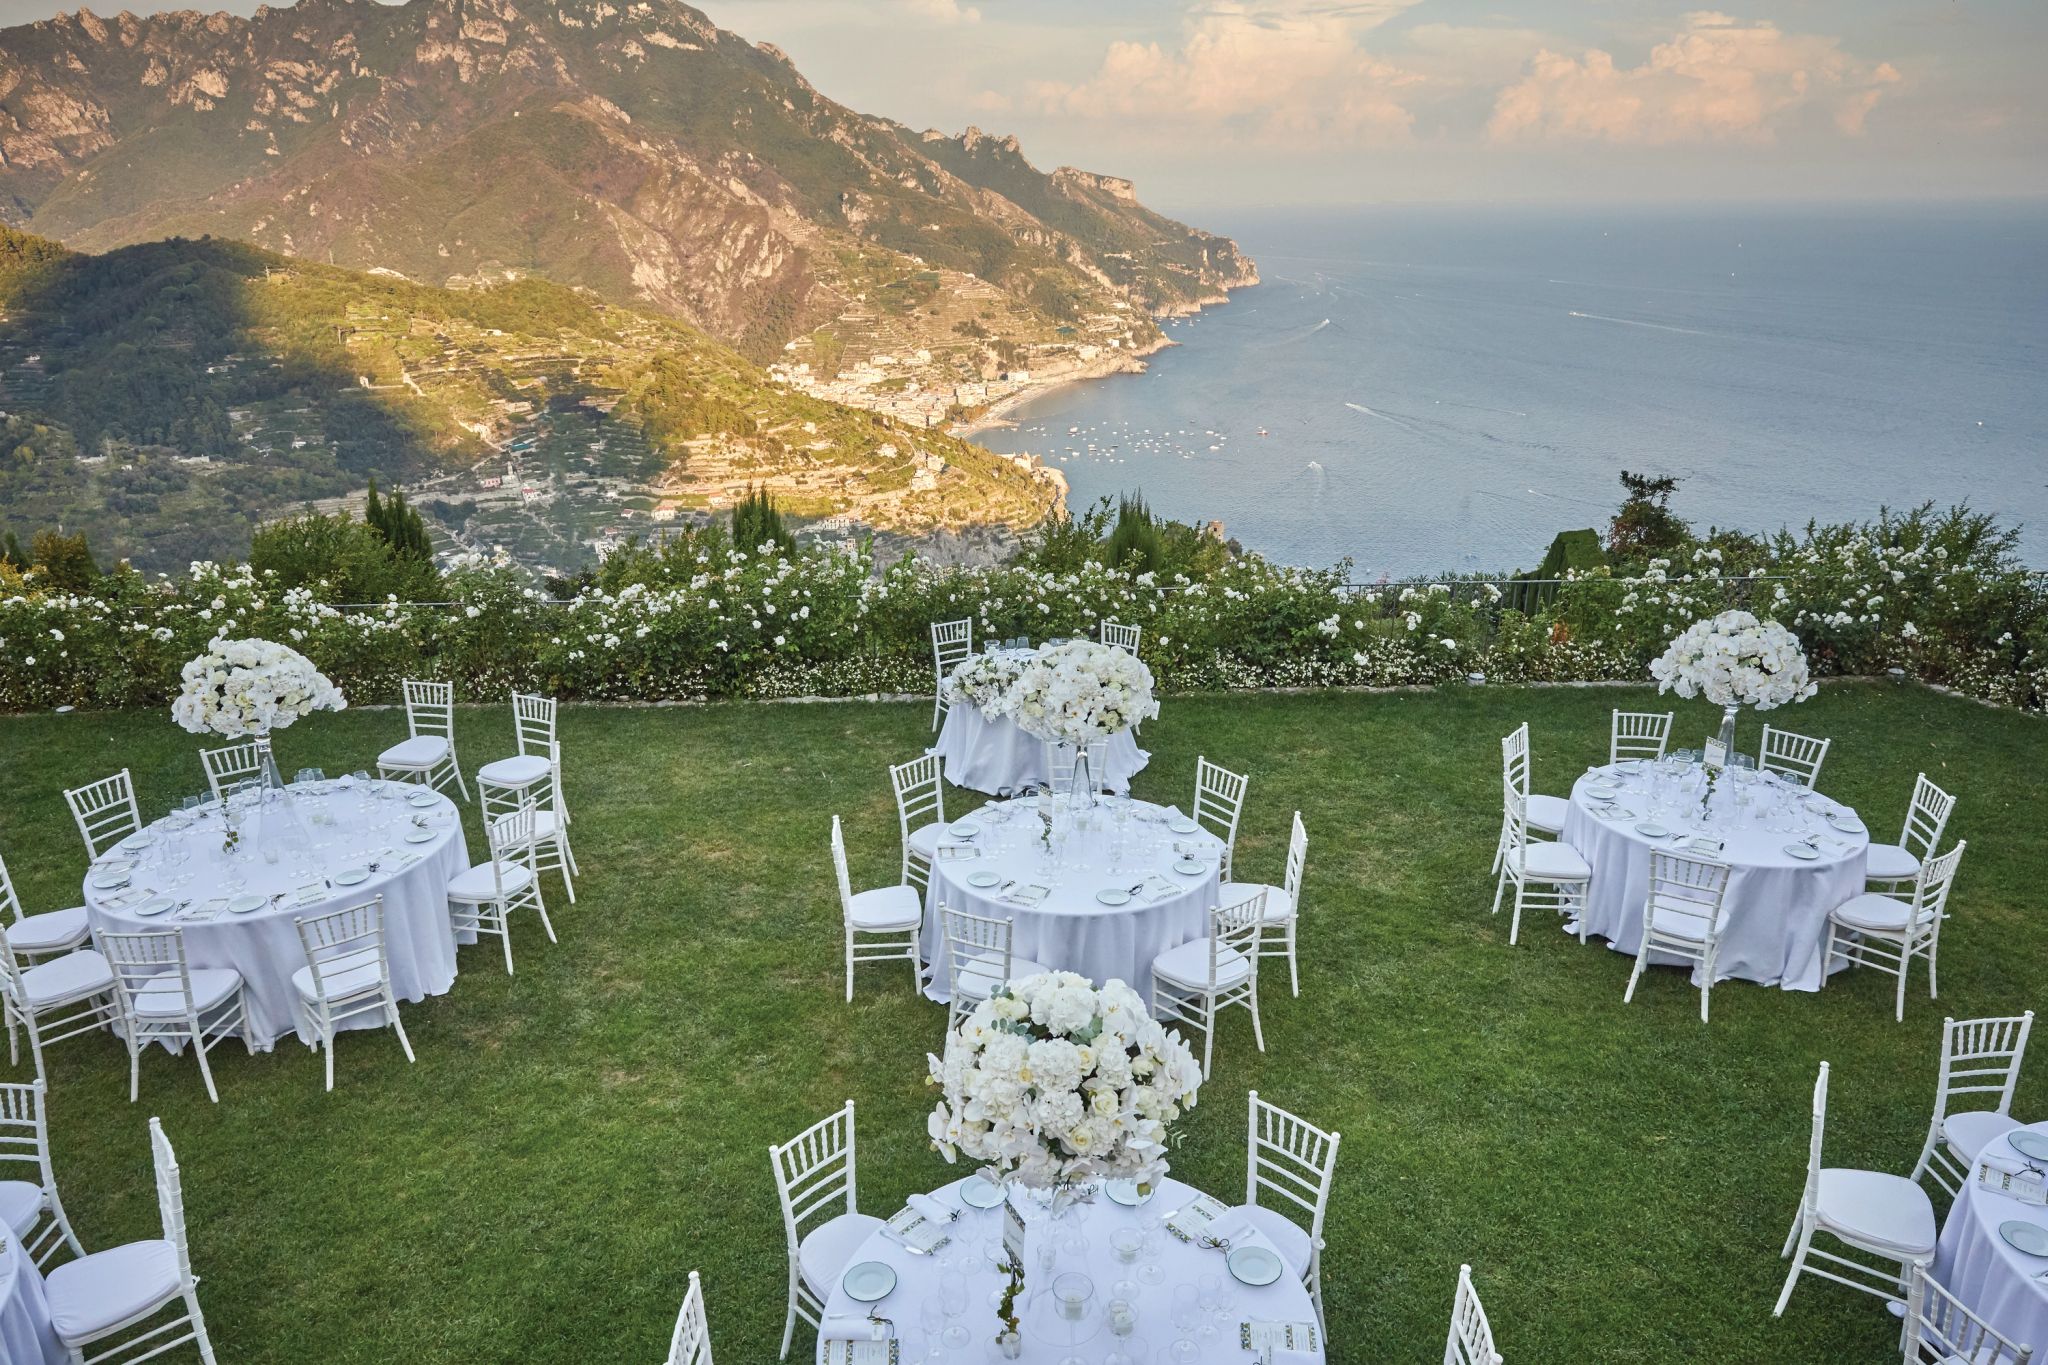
[1023,2,1423,147]
[1488,13,1902,145]
[900,0,980,24]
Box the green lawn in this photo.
[1,683,2042,1363]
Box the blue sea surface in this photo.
[974,204,2048,577]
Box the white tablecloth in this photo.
[83,780,472,1051]
[0,1227,63,1365]
[934,702,1147,797]
[1934,1124,2048,1354]
[923,799,1222,1001]
[1561,762,1869,990]
[816,1176,1326,1364]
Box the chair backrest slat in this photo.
[294,896,393,1009]
[1901,773,1957,863]
[1209,890,1264,987]
[1282,812,1309,903]
[665,1270,714,1365]
[1759,725,1830,788]
[1444,1263,1502,1365]
[65,769,142,861]
[150,1117,195,1280]
[101,928,199,1019]
[1246,1090,1340,1240]
[511,692,558,758]
[891,754,945,832]
[942,906,1015,1000]
[930,619,974,680]
[1906,1263,2033,1364]
[1934,1012,2033,1115]
[1644,851,1732,942]
[1500,724,1532,797]
[403,679,456,740]
[1100,621,1141,654]
[1194,756,1248,873]
[769,1102,858,1253]
[199,741,263,803]
[1610,710,1674,764]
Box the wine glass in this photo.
[939,1272,971,1348]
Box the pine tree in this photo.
[364,479,387,542]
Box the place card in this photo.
[1002,1199,1028,1268]
[819,1339,898,1365]
[935,844,980,861]
[1242,1320,1321,1354]
[1165,1193,1229,1245]
[1001,883,1051,907]
[1702,738,1728,770]
[1137,874,1178,902]
[884,1205,952,1255]
[1980,1164,2048,1206]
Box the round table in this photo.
[83,779,472,1051]
[922,799,1222,1002]
[815,1176,1326,1363]
[934,691,1148,799]
[1933,1124,2048,1354]
[0,1227,63,1365]
[1560,761,1869,991]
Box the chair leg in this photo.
[500,909,517,976]
[845,932,856,1003]
[780,1267,800,1359]
[390,1003,415,1063]
[127,1033,142,1103]
[557,842,577,904]
[1508,883,1525,946]
[1774,1218,1814,1317]
[1249,985,1265,1054]
[452,760,472,802]
[1895,955,1910,1023]
[187,1289,219,1365]
[1287,922,1300,999]
[192,1027,220,1104]
[1623,952,1645,1005]
[323,1025,336,1093]
[1200,1000,1215,1079]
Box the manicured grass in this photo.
[0,683,2042,1362]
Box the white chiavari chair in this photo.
[291,896,415,1092]
[1220,811,1308,998]
[1825,842,1966,1022]
[1868,774,1957,894]
[664,1269,714,1365]
[377,679,469,800]
[1151,890,1265,1079]
[1100,620,1142,654]
[1494,724,1565,873]
[1773,1060,1936,1317]
[1910,1012,2033,1199]
[100,928,249,1104]
[930,619,974,731]
[940,907,1053,1034]
[1194,756,1248,880]
[0,930,117,1075]
[44,1118,220,1365]
[0,1079,84,1270]
[1044,740,1110,798]
[1609,709,1674,764]
[890,754,946,893]
[198,740,263,803]
[1242,1091,1340,1336]
[1491,784,1591,947]
[1759,725,1831,789]
[831,816,922,1002]
[0,846,89,963]
[1622,852,1732,1021]
[64,770,142,864]
[770,1101,882,1360]
[1444,1263,1502,1365]
[1903,1263,2034,1365]
[478,693,578,900]
[447,804,557,976]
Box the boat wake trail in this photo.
[1567,311,1712,337]
[1261,318,1335,348]
[1344,401,1429,436]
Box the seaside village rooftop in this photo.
[1,492,2045,1365]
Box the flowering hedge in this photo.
[3,508,2043,714]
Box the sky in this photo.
[3,0,2041,218]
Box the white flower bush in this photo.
[170,637,347,738]
[1007,640,1159,745]
[925,972,1202,1191]
[1648,610,1816,710]
[945,650,1032,720]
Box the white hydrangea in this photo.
[170,637,347,738]
[1647,610,1817,711]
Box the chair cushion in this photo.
[1521,843,1592,882]
[478,753,551,787]
[292,960,384,1005]
[846,885,922,930]
[0,1179,42,1238]
[1218,882,1295,922]
[907,821,946,858]
[1831,893,1913,934]
[378,735,450,769]
[1943,1110,2024,1165]
[45,1239,182,1343]
[1527,793,1569,834]
[1641,901,1730,942]
[953,952,1057,1000]
[1237,1203,1313,1275]
[6,906,89,954]
[532,807,565,838]
[1151,937,1252,990]
[133,967,242,1019]
[447,862,534,902]
[797,1212,885,1295]
[1864,843,1922,882]
[20,950,114,1008]
[1814,1168,1937,1257]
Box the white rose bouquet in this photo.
[926,972,1202,1192]
[1648,610,1816,710]
[171,637,347,738]
[945,650,1031,722]
[1007,641,1159,746]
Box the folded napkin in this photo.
[820,1314,888,1343]
[907,1193,954,1226]
[1138,874,1178,903]
[1206,1209,1252,1247]
[1001,884,1051,907]
[1985,1151,2044,1179]
[935,844,980,861]
[1166,1193,1229,1244]
[1241,1320,1321,1355]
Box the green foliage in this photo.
[363,479,432,561]
[730,485,795,558]
[250,511,441,603]
[1506,529,1608,614]
[1104,494,1166,575]
[25,529,101,589]
[1608,470,1690,561]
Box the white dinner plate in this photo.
[2000,1221,2048,1257]
[407,791,438,807]
[134,895,175,918]
[90,871,131,890]
[1784,843,1821,861]
[2010,1132,2048,1162]
[334,867,371,886]
[228,894,267,915]
[118,833,157,851]
[966,870,1001,889]
[1168,818,1199,835]
[1104,1178,1155,1207]
[1173,858,1205,876]
[405,830,438,844]
[1095,888,1133,907]
[949,820,980,837]
[1634,822,1670,839]
[841,1261,897,1303]
[1586,784,1620,798]
[959,1175,1005,1209]
[1227,1244,1284,1287]
[1828,814,1865,833]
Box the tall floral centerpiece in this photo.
[926,972,1201,1210]
[172,638,347,844]
[1648,610,1816,761]
[1007,641,1158,806]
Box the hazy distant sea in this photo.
[974,204,2048,578]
